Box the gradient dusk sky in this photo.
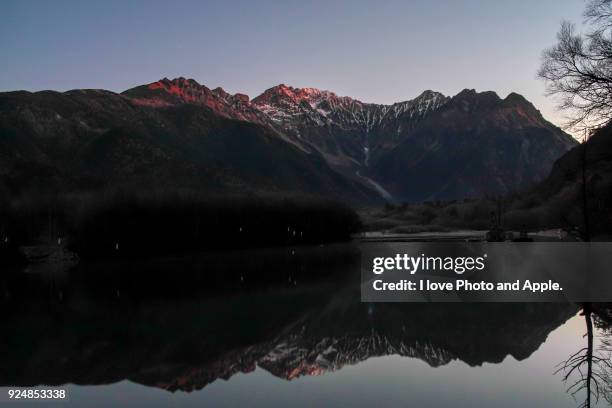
[1,0,586,131]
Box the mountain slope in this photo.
[0,78,577,204]
[504,121,612,236]
[251,84,448,171]
[0,88,378,203]
[369,89,577,201]
[123,77,270,125]
[249,84,575,201]
[113,79,579,202]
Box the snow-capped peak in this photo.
[251,84,448,133]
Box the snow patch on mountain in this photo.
[251,84,449,134]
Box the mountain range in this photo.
[0,77,577,203]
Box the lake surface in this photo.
[2,243,610,407]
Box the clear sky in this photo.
[1,0,586,131]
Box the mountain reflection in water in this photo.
[1,243,608,407]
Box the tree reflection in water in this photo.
[557,304,612,408]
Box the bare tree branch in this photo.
[539,1,612,133]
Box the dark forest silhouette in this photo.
[0,190,361,261]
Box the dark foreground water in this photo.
[1,243,610,407]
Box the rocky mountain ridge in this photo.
[121,77,576,200]
[0,77,578,202]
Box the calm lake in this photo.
[1,243,609,407]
